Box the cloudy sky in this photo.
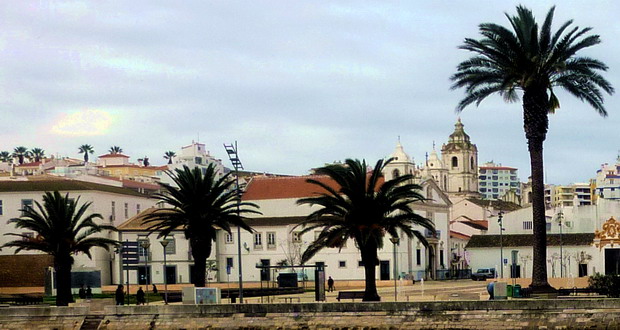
[1,1,618,184]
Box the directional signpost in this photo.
[122,241,139,304]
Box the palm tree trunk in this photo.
[54,256,73,306]
[191,239,212,287]
[360,243,380,301]
[523,88,555,293]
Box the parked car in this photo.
[471,268,496,281]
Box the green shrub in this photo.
[588,273,620,298]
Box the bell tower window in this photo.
[392,169,400,179]
[451,157,458,168]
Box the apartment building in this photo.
[478,162,520,200]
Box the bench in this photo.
[336,291,365,302]
[278,297,301,303]
[558,287,604,296]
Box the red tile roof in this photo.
[242,175,384,201]
[450,231,471,240]
[98,153,130,158]
[464,220,489,230]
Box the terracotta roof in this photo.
[450,231,471,240]
[98,153,130,158]
[97,164,166,170]
[16,161,42,168]
[117,208,179,231]
[466,198,522,212]
[466,233,594,248]
[463,220,488,230]
[0,178,146,197]
[242,175,385,201]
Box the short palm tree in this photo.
[108,146,123,154]
[163,151,176,164]
[78,144,94,164]
[12,146,28,165]
[0,151,11,163]
[31,148,45,162]
[1,191,118,306]
[295,158,435,301]
[451,6,613,292]
[143,164,259,287]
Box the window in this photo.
[546,223,552,231]
[470,157,474,170]
[226,257,234,272]
[523,221,533,230]
[292,231,302,243]
[416,249,421,265]
[21,199,33,216]
[124,203,129,219]
[225,233,234,244]
[451,157,458,168]
[254,233,263,248]
[162,237,176,254]
[479,176,486,180]
[136,204,141,215]
[137,237,150,261]
[267,232,276,248]
[440,250,444,267]
[392,169,400,178]
[111,201,116,221]
[339,261,346,268]
[480,188,487,192]
[0,200,3,215]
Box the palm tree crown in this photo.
[451,5,613,293]
[295,158,435,301]
[12,146,28,165]
[2,191,118,305]
[163,151,176,164]
[0,151,11,163]
[78,144,94,163]
[143,164,260,287]
[31,148,45,162]
[109,146,123,154]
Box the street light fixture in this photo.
[389,236,400,302]
[224,141,244,303]
[141,240,151,305]
[498,211,504,279]
[160,239,169,305]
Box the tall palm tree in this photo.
[1,191,118,306]
[451,6,613,293]
[12,146,28,165]
[143,164,259,287]
[108,146,123,154]
[30,148,45,162]
[295,158,435,301]
[163,151,176,164]
[78,144,94,164]
[0,151,11,163]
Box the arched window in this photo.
[392,169,400,178]
[470,157,475,170]
[451,156,458,168]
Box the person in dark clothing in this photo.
[327,276,335,292]
[78,285,86,299]
[152,284,158,294]
[115,285,125,305]
[85,285,93,299]
[136,287,146,305]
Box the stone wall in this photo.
[0,306,88,329]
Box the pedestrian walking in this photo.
[78,285,86,299]
[85,285,93,299]
[327,276,335,292]
[136,287,146,305]
[115,285,125,305]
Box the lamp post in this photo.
[141,240,151,305]
[557,211,564,278]
[389,236,400,302]
[160,239,169,304]
[498,211,504,279]
[224,141,244,303]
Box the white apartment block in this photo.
[595,158,620,201]
[478,162,520,200]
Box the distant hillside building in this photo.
[478,162,520,200]
[595,157,620,201]
[545,183,593,207]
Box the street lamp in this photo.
[160,239,169,305]
[557,210,564,278]
[224,141,244,303]
[498,211,504,279]
[141,240,151,305]
[389,236,400,302]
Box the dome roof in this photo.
[427,150,443,168]
[443,118,477,152]
[390,141,412,163]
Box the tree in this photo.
[1,191,118,306]
[12,146,28,165]
[109,146,123,154]
[30,148,45,162]
[451,6,613,293]
[295,158,435,301]
[0,151,11,163]
[143,164,259,287]
[163,151,176,164]
[78,144,94,164]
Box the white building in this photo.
[158,142,226,186]
[0,176,156,285]
[595,157,620,201]
[478,162,520,200]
